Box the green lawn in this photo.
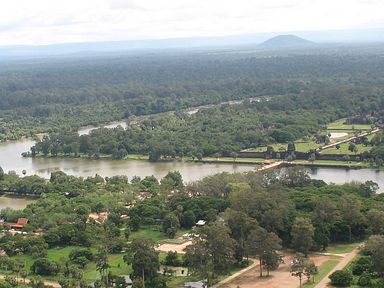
[303,257,341,288]
[130,227,191,244]
[202,157,265,164]
[130,228,168,242]
[293,159,367,167]
[243,143,286,153]
[325,243,360,254]
[320,142,372,155]
[294,142,322,152]
[203,156,368,168]
[83,253,131,281]
[244,141,321,154]
[3,246,130,282]
[327,119,373,131]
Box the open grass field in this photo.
[325,243,360,255]
[294,142,323,152]
[243,141,321,154]
[130,228,168,242]
[327,119,373,131]
[202,157,265,164]
[293,159,368,167]
[320,142,372,155]
[1,229,191,283]
[1,246,131,282]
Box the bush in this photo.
[69,248,94,267]
[329,270,353,287]
[164,251,182,267]
[0,280,12,288]
[373,279,384,288]
[352,256,373,276]
[357,272,372,286]
[31,258,60,276]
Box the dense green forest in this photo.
[30,90,383,161]
[1,46,384,141]
[0,167,384,287]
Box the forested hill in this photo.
[1,45,384,141]
[258,35,315,48]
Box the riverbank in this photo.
[25,152,371,169]
[197,157,370,168]
[0,195,35,210]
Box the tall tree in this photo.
[367,209,384,235]
[339,195,363,242]
[124,238,160,288]
[162,213,180,239]
[291,255,306,288]
[291,217,314,257]
[245,226,282,277]
[365,235,384,277]
[312,197,339,250]
[185,222,235,284]
[262,250,284,276]
[223,208,257,262]
[202,222,235,276]
[291,255,318,287]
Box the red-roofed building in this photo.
[10,218,29,230]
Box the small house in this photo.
[10,218,29,230]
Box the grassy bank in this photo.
[304,257,341,288]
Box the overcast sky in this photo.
[1,0,383,45]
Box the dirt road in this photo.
[314,247,360,288]
[218,255,329,288]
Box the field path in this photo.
[212,259,258,288]
[314,246,360,288]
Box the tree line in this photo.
[1,46,384,141]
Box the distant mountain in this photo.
[2,28,384,60]
[259,35,315,49]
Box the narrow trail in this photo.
[314,246,361,288]
[212,259,259,288]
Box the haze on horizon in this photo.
[1,0,384,46]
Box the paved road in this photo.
[318,129,381,151]
[314,247,360,288]
[256,161,285,172]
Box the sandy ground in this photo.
[219,255,329,288]
[156,240,192,254]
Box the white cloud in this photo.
[0,0,383,45]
